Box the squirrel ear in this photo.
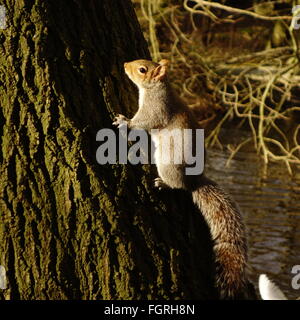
[153,60,169,81]
[153,65,167,81]
[159,59,169,67]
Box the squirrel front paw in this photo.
[112,114,130,128]
[154,177,169,190]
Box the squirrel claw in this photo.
[112,114,129,128]
[154,177,168,190]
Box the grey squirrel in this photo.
[113,59,248,299]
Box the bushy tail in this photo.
[192,177,248,299]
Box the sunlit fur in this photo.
[119,59,249,299]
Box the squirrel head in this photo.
[124,59,169,89]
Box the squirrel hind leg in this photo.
[154,177,169,190]
[156,164,188,189]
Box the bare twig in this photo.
[188,0,293,21]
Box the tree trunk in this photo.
[0,0,216,299]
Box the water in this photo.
[206,146,300,300]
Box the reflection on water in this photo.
[206,146,300,299]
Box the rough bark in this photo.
[0,0,216,299]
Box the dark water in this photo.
[206,145,300,300]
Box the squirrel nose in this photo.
[124,62,128,68]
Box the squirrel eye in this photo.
[138,67,147,74]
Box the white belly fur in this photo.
[139,88,145,108]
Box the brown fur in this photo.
[113,59,249,299]
[192,177,248,298]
